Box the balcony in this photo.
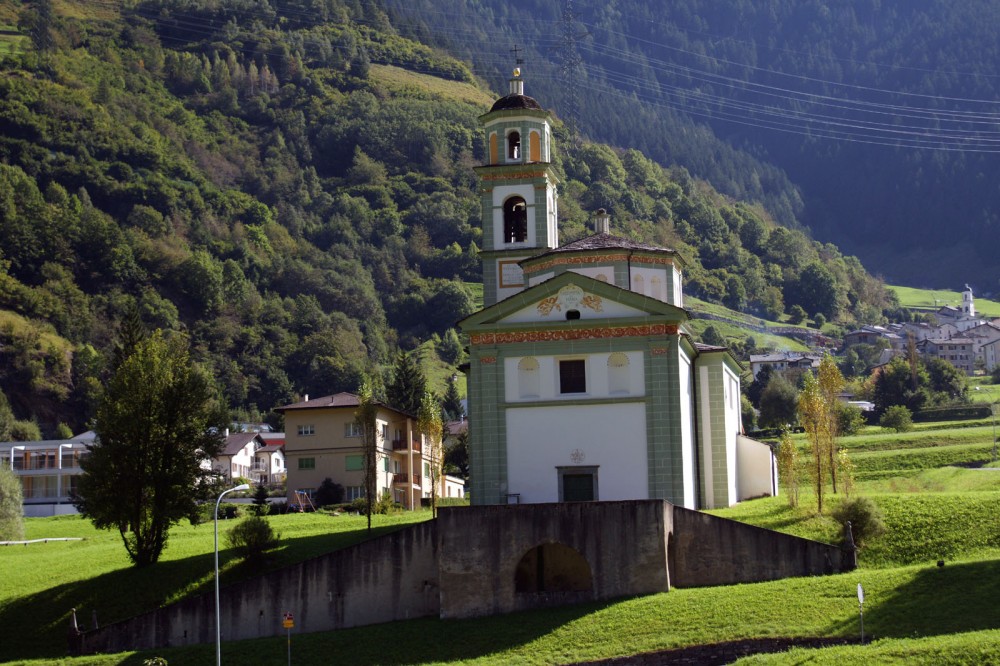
[391,439,422,453]
[251,462,269,472]
[392,473,421,487]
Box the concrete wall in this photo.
[737,435,776,501]
[73,501,851,656]
[74,521,439,656]
[670,507,850,588]
[437,502,671,619]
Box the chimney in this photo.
[304,393,309,402]
[224,428,230,438]
[509,67,524,95]
[594,208,611,234]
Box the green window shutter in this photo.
[345,455,363,471]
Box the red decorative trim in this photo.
[470,324,676,346]
[651,348,669,356]
[480,356,497,364]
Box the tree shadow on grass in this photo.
[822,559,1000,641]
[0,522,419,663]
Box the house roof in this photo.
[221,432,260,456]
[275,392,414,419]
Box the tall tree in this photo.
[441,375,463,421]
[418,390,444,517]
[354,376,379,532]
[18,0,55,56]
[797,372,828,514]
[817,355,846,494]
[74,330,225,567]
[386,350,426,415]
[758,374,798,428]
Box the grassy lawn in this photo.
[0,511,431,663]
[889,284,1000,318]
[11,419,1000,664]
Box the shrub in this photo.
[313,478,344,507]
[837,403,866,435]
[0,465,24,541]
[217,503,242,520]
[880,405,914,432]
[812,313,827,329]
[225,516,280,564]
[251,482,270,517]
[832,496,886,548]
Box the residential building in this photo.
[276,393,446,509]
[459,70,774,510]
[214,431,286,486]
[918,337,975,375]
[748,352,824,382]
[2,432,94,517]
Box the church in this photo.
[459,69,776,509]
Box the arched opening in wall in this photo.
[515,542,593,594]
[608,352,630,395]
[508,131,521,160]
[517,356,540,399]
[529,130,541,162]
[503,197,528,243]
[489,132,498,164]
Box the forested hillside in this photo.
[0,0,890,436]
[385,0,1000,288]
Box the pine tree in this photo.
[442,376,463,421]
[386,351,427,415]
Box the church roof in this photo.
[489,93,543,112]
[525,232,678,262]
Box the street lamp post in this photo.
[8,445,25,470]
[215,483,249,666]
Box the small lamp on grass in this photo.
[215,482,249,666]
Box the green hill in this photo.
[0,0,889,433]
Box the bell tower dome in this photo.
[475,66,559,306]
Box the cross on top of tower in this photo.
[511,44,524,67]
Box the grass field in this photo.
[889,284,1000,318]
[8,420,1000,664]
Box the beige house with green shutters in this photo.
[277,393,456,509]
[459,70,774,509]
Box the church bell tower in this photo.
[475,66,559,306]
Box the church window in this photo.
[632,274,645,295]
[566,310,580,320]
[529,130,541,162]
[608,353,630,395]
[489,132,499,164]
[559,359,587,394]
[503,197,528,243]
[508,131,521,160]
[518,357,540,399]
[651,276,663,301]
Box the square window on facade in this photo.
[297,424,315,436]
[345,454,363,471]
[346,486,364,500]
[344,422,362,438]
[298,457,315,470]
[559,359,587,394]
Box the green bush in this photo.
[881,405,914,432]
[832,496,886,549]
[225,516,280,564]
[837,403,866,435]
[0,465,24,541]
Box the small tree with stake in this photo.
[354,377,379,532]
[418,391,444,517]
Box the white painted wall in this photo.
[567,266,616,284]
[504,352,646,402]
[737,435,775,501]
[496,255,531,303]
[631,266,669,301]
[506,402,648,503]
[678,347,696,509]
[527,271,555,287]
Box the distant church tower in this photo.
[474,67,559,306]
[962,284,976,317]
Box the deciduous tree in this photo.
[0,464,24,541]
[418,391,444,517]
[74,330,225,567]
[354,377,379,532]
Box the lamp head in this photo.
[233,483,250,492]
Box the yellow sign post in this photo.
[282,612,294,664]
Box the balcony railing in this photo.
[391,439,422,452]
[392,472,408,484]
[251,463,268,472]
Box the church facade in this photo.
[460,70,775,510]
